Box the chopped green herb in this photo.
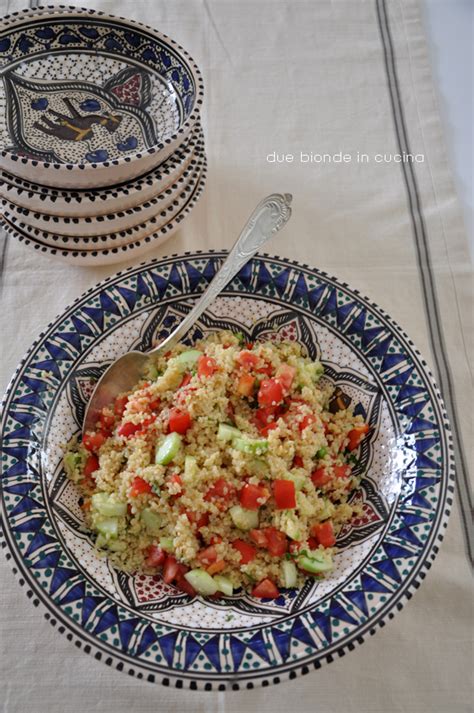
[315,446,328,459]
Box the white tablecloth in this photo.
[1,1,472,711]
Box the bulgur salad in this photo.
[64,331,370,599]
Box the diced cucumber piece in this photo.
[174,350,202,370]
[155,432,182,465]
[315,446,328,459]
[213,575,233,596]
[233,437,268,455]
[183,455,199,482]
[95,517,119,540]
[95,534,108,549]
[63,451,85,477]
[217,423,242,442]
[91,492,127,517]
[234,332,245,345]
[285,471,306,491]
[318,498,335,521]
[159,536,174,552]
[250,458,270,477]
[280,514,302,541]
[141,508,162,535]
[107,539,127,552]
[229,505,259,530]
[281,560,298,588]
[184,569,218,596]
[297,549,333,574]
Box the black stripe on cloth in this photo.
[376,0,473,562]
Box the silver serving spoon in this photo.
[83,193,293,434]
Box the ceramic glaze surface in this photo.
[0,253,454,688]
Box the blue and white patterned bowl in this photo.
[0,6,204,188]
[0,252,454,689]
[0,121,204,217]
[0,161,207,265]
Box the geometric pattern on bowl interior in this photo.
[0,145,205,237]
[0,124,204,218]
[0,251,454,688]
[0,7,204,188]
[0,156,205,249]
[0,163,207,266]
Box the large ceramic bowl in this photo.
[0,252,454,689]
[0,6,204,188]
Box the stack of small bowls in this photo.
[0,6,206,265]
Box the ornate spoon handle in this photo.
[152,193,292,354]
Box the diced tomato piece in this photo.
[264,527,288,556]
[239,483,269,510]
[255,405,281,428]
[99,409,115,430]
[232,539,257,564]
[311,466,332,487]
[179,372,193,389]
[197,545,217,565]
[207,559,226,575]
[204,478,236,504]
[148,396,161,411]
[129,476,152,498]
[185,510,209,529]
[293,455,304,468]
[259,422,279,438]
[289,541,302,554]
[83,454,99,478]
[236,350,259,369]
[299,413,316,432]
[251,578,280,598]
[275,364,296,394]
[256,363,273,376]
[175,572,196,596]
[168,473,183,497]
[144,544,166,568]
[237,373,256,397]
[168,408,192,434]
[245,342,254,350]
[334,464,352,479]
[249,529,269,548]
[273,479,296,509]
[82,430,107,452]
[117,421,141,438]
[114,395,128,418]
[210,534,223,545]
[258,378,284,407]
[135,415,157,436]
[307,536,319,550]
[347,424,370,451]
[163,555,180,584]
[310,520,336,548]
[198,355,218,378]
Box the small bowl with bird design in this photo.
[0,6,204,188]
